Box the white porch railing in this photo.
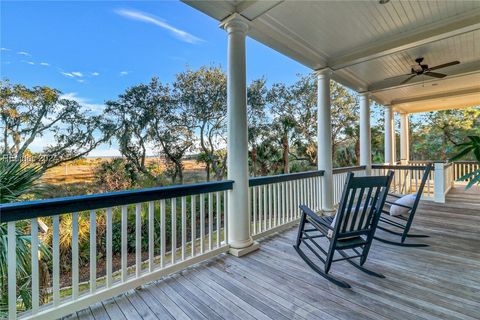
[332,166,367,206]
[452,161,480,181]
[372,164,435,201]
[1,181,232,320]
[3,161,463,319]
[248,171,323,239]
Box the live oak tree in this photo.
[174,66,227,181]
[104,78,193,183]
[0,80,106,170]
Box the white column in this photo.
[359,92,371,173]
[400,113,409,164]
[222,14,258,256]
[317,69,334,211]
[384,105,395,164]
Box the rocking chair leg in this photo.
[406,234,430,238]
[378,226,429,238]
[374,236,429,248]
[338,251,385,278]
[293,244,351,288]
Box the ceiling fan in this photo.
[386,57,460,85]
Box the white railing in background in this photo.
[332,166,367,206]
[1,181,232,320]
[248,171,323,239]
[453,161,480,181]
[372,164,435,201]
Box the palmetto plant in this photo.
[0,160,50,316]
[450,136,480,190]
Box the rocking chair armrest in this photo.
[299,205,334,230]
[385,200,413,210]
[387,193,403,198]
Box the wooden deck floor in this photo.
[73,185,480,320]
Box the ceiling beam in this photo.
[235,0,284,21]
[368,61,480,92]
[391,87,480,106]
[328,10,480,70]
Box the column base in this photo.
[228,241,260,257]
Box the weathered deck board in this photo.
[80,185,480,319]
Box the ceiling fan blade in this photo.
[428,61,460,71]
[425,71,447,79]
[383,73,414,82]
[400,74,416,84]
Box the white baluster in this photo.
[106,208,113,287]
[89,210,96,293]
[31,218,39,314]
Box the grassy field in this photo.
[41,157,207,185]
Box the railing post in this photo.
[434,162,446,203]
[222,14,259,256]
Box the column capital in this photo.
[358,91,370,99]
[314,67,333,78]
[220,13,249,34]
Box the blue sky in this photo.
[1,1,311,155]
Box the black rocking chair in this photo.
[294,171,394,288]
[374,164,432,248]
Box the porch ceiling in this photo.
[183,0,480,113]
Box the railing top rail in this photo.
[249,170,324,187]
[333,165,367,174]
[0,180,234,223]
[452,160,479,164]
[372,164,432,171]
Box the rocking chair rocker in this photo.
[374,164,432,247]
[294,171,394,288]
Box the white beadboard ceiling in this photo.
[183,0,480,113]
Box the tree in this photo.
[104,80,159,180]
[411,108,480,160]
[174,66,227,181]
[0,80,107,170]
[247,78,268,176]
[267,83,297,173]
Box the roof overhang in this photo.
[183,0,480,113]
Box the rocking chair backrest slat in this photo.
[333,172,394,239]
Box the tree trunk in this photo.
[206,163,210,181]
[355,139,360,165]
[282,134,289,174]
[251,146,257,176]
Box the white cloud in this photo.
[119,71,129,76]
[91,72,100,76]
[40,62,50,66]
[17,51,31,56]
[61,72,75,78]
[27,61,35,65]
[60,92,105,114]
[115,9,204,44]
[60,71,83,78]
[77,79,85,83]
[1,47,10,51]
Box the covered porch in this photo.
[2,1,480,319]
[75,185,480,320]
